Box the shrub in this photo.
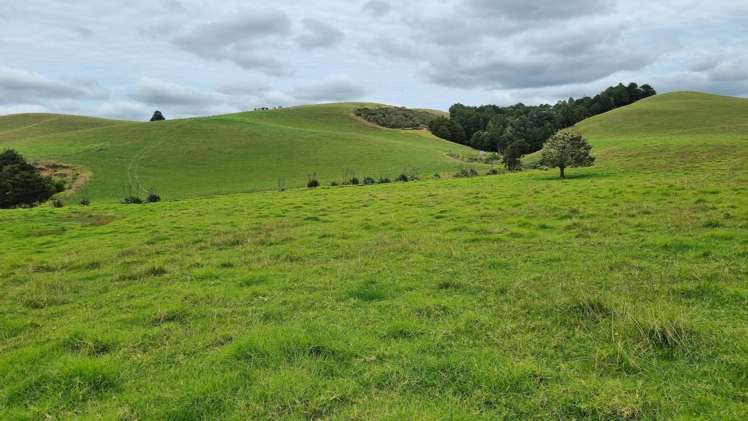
[51,198,64,208]
[330,181,339,186]
[79,198,91,206]
[121,196,143,205]
[307,174,320,188]
[396,174,410,182]
[378,177,391,184]
[146,189,161,203]
[433,173,441,179]
[350,177,360,185]
[487,168,500,175]
[150,110,166,121]
[0,149,61,208]
[363,176,376,185]
[455,167,479,178]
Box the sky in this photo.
[1,0,747,120]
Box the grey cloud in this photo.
[172,10,292,74]
[363,0,391,17]
[96,101,153,121]
[361,37,421,60]
[426,46,654,89]
[0,66,108,105]
[297,19,345,49]
[72,26,93,38]
[130,78,220,108]
[706,57,748,82]
[465,0,615,20]
[295,76,366,101]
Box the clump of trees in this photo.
[540,131,595,178]
[354,107,438,129]
[0,149,63,209]
[429,83,656,157]
[150,111,166,122]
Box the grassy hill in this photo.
[1,92,746,419]
[0,104,482,202]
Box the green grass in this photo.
[1,92,747,419]
[0,104,482,202]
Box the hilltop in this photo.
[0,104,481,202]
[0,92,746,419]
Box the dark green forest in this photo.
[429,83,657,161]
[353,106,438,129]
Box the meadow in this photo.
[0,104,482,202]
[0,92,746,419]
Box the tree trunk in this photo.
[560,166,565,179]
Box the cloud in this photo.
[130,78,220,108]
[706,57,748,82]
[361,37,420,60]
[425,46,653,89]
[297,19,345,48]
[465,0,615,21]
[295,75,366,101]
[398,1,662,90]
[0,66,108,105]
[172,10,292,75]
[362,0,391,17]
[96,101,153,121]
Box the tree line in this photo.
[428,82,656,167]
[354,106,438,129]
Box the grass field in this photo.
[0,104,481,202]
[1,92,747,419]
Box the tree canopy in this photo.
[0,149,62,208]
[354,107,438,129]
[428,83,656,157]
[150,111,166,122]
[540,131,595,178]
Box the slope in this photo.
[0,114,125,144]
[0,92,746,419]
[0,104,482,201]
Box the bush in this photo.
[487,168,500,175]
[396,174,411,182]
[350,177,360,185]
[378,177,391,184]
[51,198,64,208]
[121,196,143,205]
[307,174,320,188]
[363,176,376,185]
[146,190,161,203]
[330,181,339,186]
[433,173,441,179]
[0,149,60,208]
[455,167,479,178]
[79,198,91,206]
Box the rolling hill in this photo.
[1,92,746,419]
[0,104,482,202]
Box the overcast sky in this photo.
[2,0,747,120]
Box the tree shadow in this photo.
[534,171,613,181]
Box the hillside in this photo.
[0,114,125,144]
[578,91,748,138]
[0,104,481,202]
[1,92,747,419]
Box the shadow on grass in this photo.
[534,171,614,181]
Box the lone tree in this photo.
[540,130,595,178]
[0,149,62,208]
[150,110,166,122]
